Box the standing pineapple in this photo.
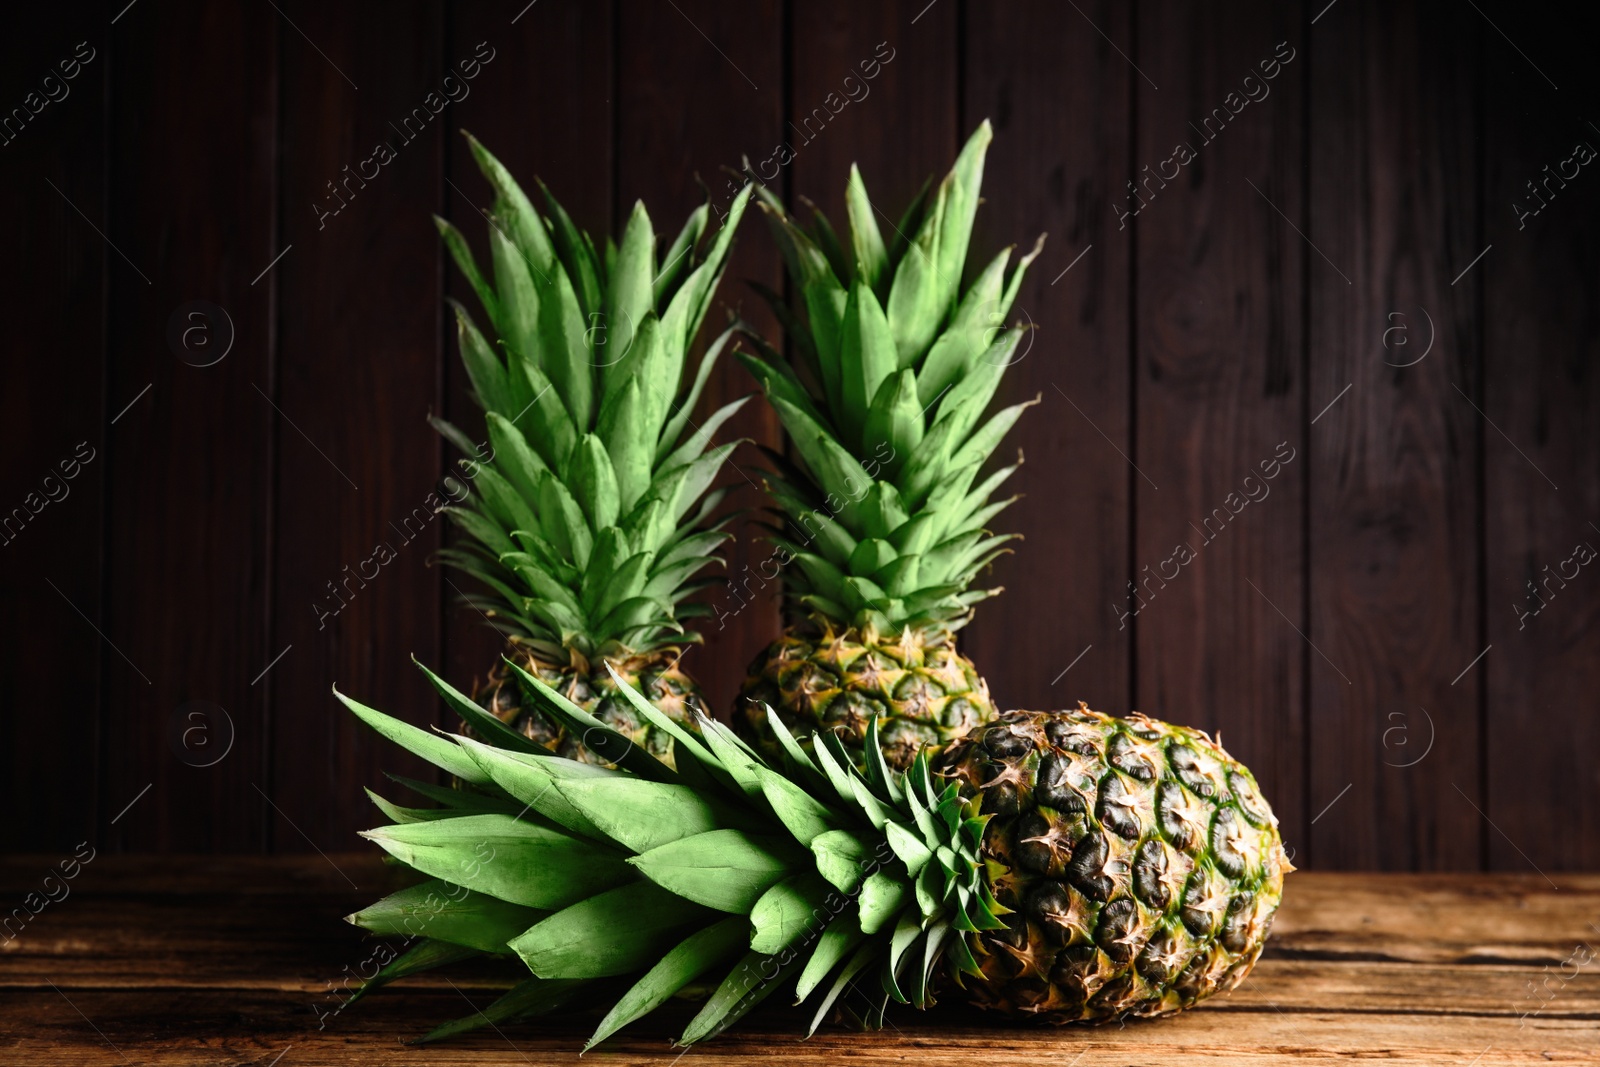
[337,667,1290,1044]
[738,120,1043,767]
[432,133,752,761]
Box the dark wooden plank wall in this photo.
[1130,0,1309,859]
[2,0,1595,873]
[2,5,107,851]
[1308,0,1481,870]
[962,0,1133,741]
[1482,9,1600,870]
[102,0,279,853]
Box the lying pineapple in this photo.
[738,120,1043,768]
[431,133,752,759]
[339,664,1290,1043]
[938,705,1290,1017]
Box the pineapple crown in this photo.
[432,132,755,662]
[337,659,1007,1046]
[739,120,1045,637]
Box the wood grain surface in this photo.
[1306,0,1483,871]
[1,856,1596,1064]
[0,4,107,851]
[1130,0,1309,856]
[1480,0,1600,871]
[961,0,1134,722]
[103,0,278,853]
[268,0,448,849]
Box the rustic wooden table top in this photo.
[1,855,1596,1065]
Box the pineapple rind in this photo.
[739,624,996,769]
[475,641,702,766]
[933,705,1290,1023]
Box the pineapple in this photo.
[337,665,1289,1044]
[936,706,1292,1019]
[432,133,753,761]
[737,120,1044,768]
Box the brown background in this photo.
[2,0,1596,875]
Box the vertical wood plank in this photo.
[614,0,784,717]
[1483,10,1600,871]
[1132,2,1308,856]
[1307,0,1482,870]
[100,0,276,850]
[962,0,1133,715]
[271,0,442,850]
[0,8,106,851]
[789,2,957,213]
[439,0,614,728]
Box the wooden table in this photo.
[2,855,1596,1064]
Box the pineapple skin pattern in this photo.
[935,707,1290,1022]
[476,643,701,765]
[740,625,996,769]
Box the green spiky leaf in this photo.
[436,137,749,658]
[738,122,1035,635]
[346,878,544,954]
[360,814,630,910]
[586,916,747,1049]
[630,829,802,913]
[510,880,710,978]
